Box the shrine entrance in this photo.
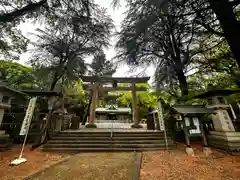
[108,114,117,120]
[81,76,150,129]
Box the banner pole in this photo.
[11,97,37,165]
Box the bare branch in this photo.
[0,0,48,23]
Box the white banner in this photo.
[19,97,37,135]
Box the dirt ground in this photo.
[141,144,240,180]
[2,143,240,180]
[0,144,70,180]
[23,152,136,180]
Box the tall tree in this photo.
[88,49,116,76]
[113,0,240,67]
[0,0,94,60]
[29,6,114,91]
[0,23,28,60]
[207,0,240,66]
[0,0,93,23]
[116,0,204,96]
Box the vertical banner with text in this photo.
[19,97,37,135]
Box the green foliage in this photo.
[0,60,40,89]
[116,0,207,96]
[0,0,95,60]
[0,23,28,60]
[116,83,157,118]
[63,81,86,106]
[29,6,114,90]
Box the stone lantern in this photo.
[194,87,240,152]
[206,93,235,132]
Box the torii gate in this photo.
[81,76,150,127]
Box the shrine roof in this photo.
[81,76,150,83]
[0,84,26,96]
[172,105,214,114]
[194,89,240,99]
[21,90,62,97]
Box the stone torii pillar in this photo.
[131,83,144,128]
[131,83,139,126]
[89,82,99,124]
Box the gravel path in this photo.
[141,144,240,180]
[25,152,136,180]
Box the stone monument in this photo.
[195,87,240,152]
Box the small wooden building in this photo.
[0,84,26,149]
[171,105,214,147]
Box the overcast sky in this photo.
[18,0,154,81]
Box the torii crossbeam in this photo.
[81,76,150,128]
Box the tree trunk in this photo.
[50,76,59,91]
[209,0,240,66]
[177,69,189,96]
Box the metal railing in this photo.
[110,119,113,138]
[157,101,168,150]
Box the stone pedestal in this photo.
[131,83,139,125]
[55,117,62,132]
[207,131,240,152]
[62,115,71,130]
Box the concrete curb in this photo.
[22,154,76,180]
[132,152,142,180]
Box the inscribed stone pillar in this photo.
[89,83,98,124]
[0,109,4,126]
[131,83,139,125]
[212,109,235,131]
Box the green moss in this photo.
[131,124,143,128]
[85,123,97,128]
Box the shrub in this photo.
[85,123,97,128]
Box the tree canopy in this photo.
[1,0,240,108]
[0,60,40,89]
[28,5,114,90]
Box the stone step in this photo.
[55,133,165,137]
[42,147,172,152]
[44,143,170,148]
[58,131,164,134]
[47,139,170,144]
[51,136,165,141]
[44,130,174,152]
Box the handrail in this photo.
[110,119,113,138]
[157,101,168,150]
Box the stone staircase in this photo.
[43,130,175,152]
